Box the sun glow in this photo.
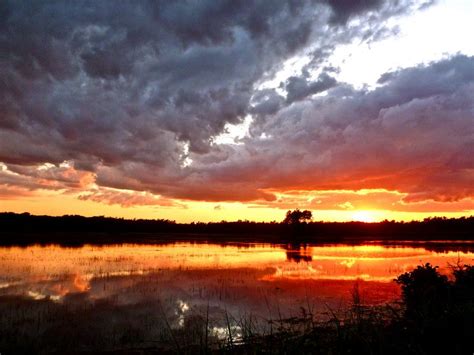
[351,210,377,223]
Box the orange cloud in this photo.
[249,189,474,214]
[78,188,187,208]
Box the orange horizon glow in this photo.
[1,186,472,223]
[1,2,473,231]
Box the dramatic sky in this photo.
[1,0,473,222]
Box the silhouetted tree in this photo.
[283,209,312,225]
[282,209,312,238]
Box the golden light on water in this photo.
[1,242,473,307]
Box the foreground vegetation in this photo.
[0,263,472,354]
[233,263,474,355]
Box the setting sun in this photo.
[351,211,377,223]
[0,0,473,352]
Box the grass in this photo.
[0,264,472,354]
[0,242,473,354]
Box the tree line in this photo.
[0,211,472,245]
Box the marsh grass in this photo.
[234,264,474,355]
[0,282,472,355]
[0,245,473,354]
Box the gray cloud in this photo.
[192,54,474,202]
[1,0,333,165]
[1,0,462,208]
[285,72,338,104]
[326,0,385,24]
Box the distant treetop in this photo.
[283,209,313,225]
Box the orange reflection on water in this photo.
[0,242,473,308]
[264,244,474,282]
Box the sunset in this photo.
[0,0,473,353]
[1,0,473,222]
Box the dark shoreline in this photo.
[1,212,473,247]
[3,237,474,256]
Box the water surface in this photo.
[1,241,473,318]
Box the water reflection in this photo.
[0,242,473,318]
[284,243,313,263]
[0,242,474,348]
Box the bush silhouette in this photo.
[395,263,450,320]
[453,264,474,303]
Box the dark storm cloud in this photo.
[285,72,338,103]
[0,0,334,164]
[325,0,434,24]
[250,89,285,117]
[1,0,462,207]
[191,54,474,203]
[326,0,385,24]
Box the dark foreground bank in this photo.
[0,263,473,354]
[1,212,473,246]
[235,263,474,355]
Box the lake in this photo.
[1,241,473,349]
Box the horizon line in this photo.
[3,211,473,224]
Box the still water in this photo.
[1,241,473,319]
[1,240,473,348]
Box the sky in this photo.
[0,0,473,222]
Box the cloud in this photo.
[0,186,36,200]
[78,188,187,208]
[1,1,470,213]
[249,189,474,213]
[0,162,95,191]
[185,55,474,204]
[325,0,435,25]
[325,0,385,24]
[285,72,338,104]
